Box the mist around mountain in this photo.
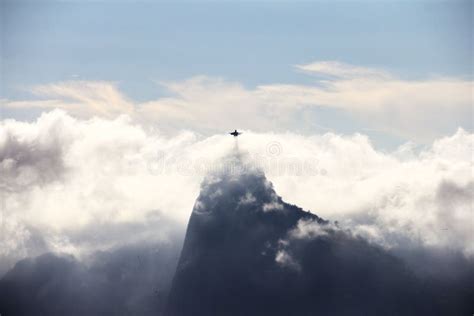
[166,152,473,316]
[0,151,472,316]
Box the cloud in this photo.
[140,72,473,141]
[5,81,134,118]
[274,249,301,271]
[262,201,284,212]
[238,192,256,205]
[0,110,195,273]
[0,111,472,277]
[288,218,330,239]
[138,76,280,133]
[295,60,391,79]
[258,77,472,141]
[3,61,472,141]
[265,128,473,256]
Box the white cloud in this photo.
[3,61,472,142]
[258,77,472,141]
[266,128,473,255]
[295,60,391,79]
[275,249,301,271]
[5,81,134,118]
[262,201,284,212]
[138,76,279,132]
[1,109,472,272]
[239,192,256,205]
[0,110,201,269]
[288,218,330,239]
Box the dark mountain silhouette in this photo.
[0,241,182,316]
[166,154,473,316]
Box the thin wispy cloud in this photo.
[2,61,472,142]
[6,81,134,118]
[295,60,391,79]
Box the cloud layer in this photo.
[1,110,472,277]
[3,61,472,141]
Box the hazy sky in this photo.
[1,0,472,148]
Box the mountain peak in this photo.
[193,151,321,218]
[166,152,429,316]
[166,153,328,315]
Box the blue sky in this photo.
[1,0,472,147]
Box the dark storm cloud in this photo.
[0,240,183,316]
